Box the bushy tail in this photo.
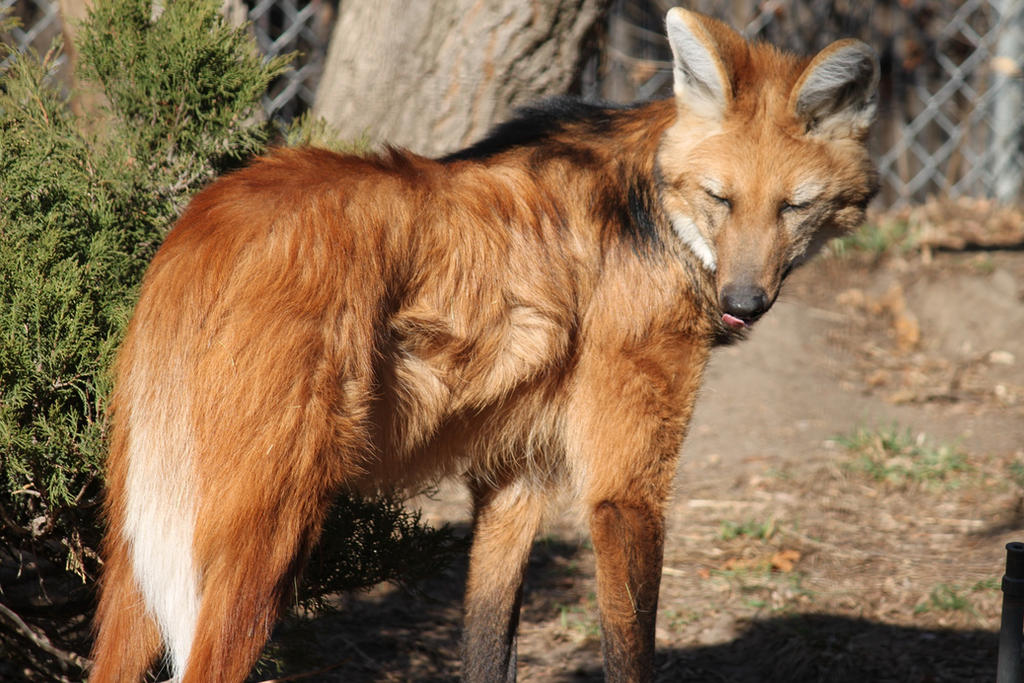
[91,352,201,680]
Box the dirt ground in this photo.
[265,207,1024,682]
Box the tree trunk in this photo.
[59,0,97,117]
[313,0,611,157]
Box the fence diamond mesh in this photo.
[601,0,1024,208]
[3,0,1022,208]
[1,0,62,66]
[247,0,330,122]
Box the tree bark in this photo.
[313,0,611,157]
[58,0,98,118]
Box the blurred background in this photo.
[4,0,1022,208]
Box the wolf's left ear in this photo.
[790,39,879,139]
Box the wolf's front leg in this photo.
[590,498,666,682]
[569,329,710,681]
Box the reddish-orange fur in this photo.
[91,10,877,682]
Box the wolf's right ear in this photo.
[665,8,732,121]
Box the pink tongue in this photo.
[722,313,747,329]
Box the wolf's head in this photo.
[657,8,879,329]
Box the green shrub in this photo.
[0,2,461,679]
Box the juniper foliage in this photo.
[0,2,461,678]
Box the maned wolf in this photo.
[91,8,878,682]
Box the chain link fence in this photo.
[1,0,62,64]
[3,0,1022,208]
[0,0,332,120]
[246,0,331,122]
[600,0,1024,208]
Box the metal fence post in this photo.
[991,0,1024,204]
[998,542,1024,683]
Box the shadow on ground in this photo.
[648,615,997,683]
[265,533,1002,683]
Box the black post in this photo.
[998,542,1024,683]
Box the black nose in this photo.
[720,283,769,321]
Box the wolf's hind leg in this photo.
[461,478,547,683]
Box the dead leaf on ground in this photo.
[771,549,802,572]
[909,197,1024,250]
